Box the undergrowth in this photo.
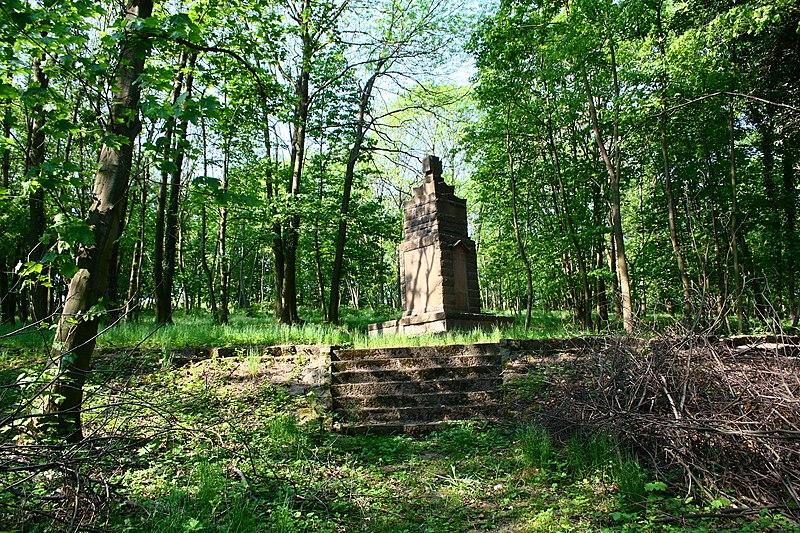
[0,352,794,531]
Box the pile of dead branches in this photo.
[537,335,800,515]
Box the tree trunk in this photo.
[200,204,217,319]
[162,52,197,324]
[660,112,692,318]
[505,121,533,330]
[261,115,284,318]
[759,110,781,287]
[104,211,125,323]
[728,108,746,332]
[313,209,327,318]
[28,57,49,322]
[328,65,383,323]
[179,214,191,314]
[45,0,154,442]
[784,134,798,326]
[281,0,311,325]
[199,115,218,319]
[217,136,230,324]
[154,51,188,324]
[1,95,14,323]
[125,167,147,319]
[581,67,634,333]
[593,182,608,328]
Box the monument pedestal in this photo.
[368,311,514,336]
[369,155,513,337]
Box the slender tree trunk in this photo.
[783,135,798,326]
[710,200,727,317]
[593,182,608,328]
[505,121,533,330]
[728,108,745,332]
[581,67,634,333]
[237,243,245,308]
[104,200,128,323]
[270,188,284,318]
[154,51,188,324]
[1,95,14,323]
[661,112,692,317]
[313,212,327,319]
[200,204,217,318]
[281,0,312,325]
[313,137,327,318]
[45,0,154,441]
[28,57,49,322]
[217,136,230,324]
[179,215,190,313]
[162,52,197,324]
[198,115,218,319]
[607,222,621,319]
[754,111,780,321]
[125,167,147,319]
[328,65,383,323]
[261,115,284,318]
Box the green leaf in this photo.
[709,497,730,510]
[644,481,667,492]
[0,82,18,100]
[17,261,43,277]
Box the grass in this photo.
[1,351,794,532]
[0,307,584,352]
[518,423,553,469]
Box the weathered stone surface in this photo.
[330,342,505,433]
[370,155,513,336]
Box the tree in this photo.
[45,0,155,441]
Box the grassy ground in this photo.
[1,350,794,531]
[0,307,587,352]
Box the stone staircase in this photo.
[331,344,504,434]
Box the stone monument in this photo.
[368,155,513,336]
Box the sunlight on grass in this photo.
[0,308,583,352]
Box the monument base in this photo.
[368,311,514,337]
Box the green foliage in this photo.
[614,458,649,504]
[517,423,553,469]
[564,433,616,477]
[132,461,261,532]
[465,0,800,331]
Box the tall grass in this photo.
[0,308,582,352]
[518,423,554,469]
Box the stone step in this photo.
[331,354,500,372]
[333,390,501,409]
[336,419,498,436]
[343,403,502,424]
[333,344,500,361]
[336,421,448,435]
[330,377,501,397]
[331,365,500,385]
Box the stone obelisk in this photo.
[369,155,513,335]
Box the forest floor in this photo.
[1,343,796,532]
